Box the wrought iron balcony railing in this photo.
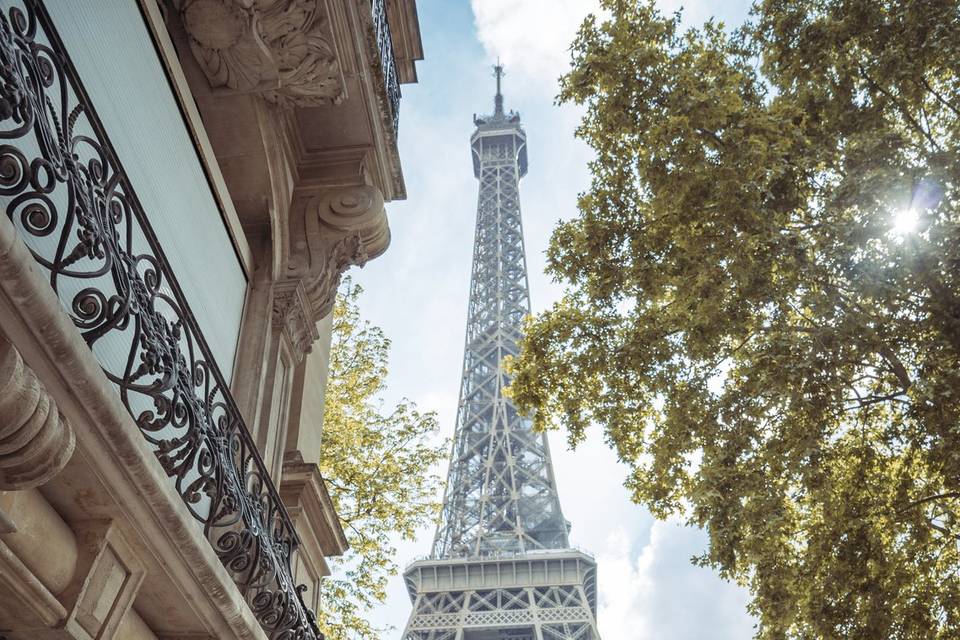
[0,2,320,638]
[371,0,401,136]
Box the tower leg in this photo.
[527,588,546,640]
[577,586,601,640]
[401,594,423,640]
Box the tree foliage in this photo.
[318,280,447,640]
[508,1,960,637]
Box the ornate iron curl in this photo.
[0,2,320,638]
[371,0,400,135]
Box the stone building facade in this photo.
[0,0,421,638]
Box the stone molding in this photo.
[0,332,75,490]
[266,183,389,364]
[280,451,348,557]
[303,230,364,320]
[279,453,348,613]
[60,521,146,640]
[0,538,67,632]
[177,0,346,107]
[0,518,147,640]
[385,0,423,84]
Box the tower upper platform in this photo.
[470,64,528,178]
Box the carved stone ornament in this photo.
[303,230,366,320]
[0,332,75,490]
[287,184,390,322]
[177,0,346,107]
[272,280,320,361]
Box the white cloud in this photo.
[470,0,600,89]
[596,518,755,640]
[656,0,714,27]
[471,0,754,95]
[596,527,652,638]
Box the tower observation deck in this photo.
[401,65,601,640]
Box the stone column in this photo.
[284,312,333,467]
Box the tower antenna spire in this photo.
[493,59,505,116]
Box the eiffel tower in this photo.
[401,64,601,640]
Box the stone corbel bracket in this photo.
[177,0,346,107]
[0,332,75,490]
[287,184,390,323]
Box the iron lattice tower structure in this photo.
[402,65,601,640]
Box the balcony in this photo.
[0,1,320,638]
[372,0,401,135]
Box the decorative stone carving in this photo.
[287,184,390,323]
[272,279,320,362]
[319,184,391,252]
[0,333,75,490]
[178,0,345,107]
[303,230,365,321]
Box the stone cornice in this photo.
[281,452,349,558]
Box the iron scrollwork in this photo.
[371,0,400,135]
[0,2,320,638]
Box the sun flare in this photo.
[891,207,920,236]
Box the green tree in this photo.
[508,1,960,638]
[318,280,447,640]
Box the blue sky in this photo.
[351,1,756,638]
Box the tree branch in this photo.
[858,65,943,152]
[917,76,960,117]
[896,492,960,514]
